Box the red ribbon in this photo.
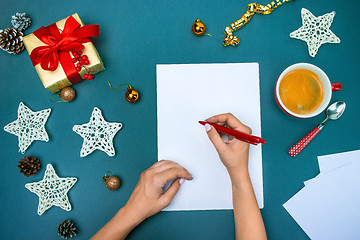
[30,16,100,84]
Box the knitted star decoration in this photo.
[73,107,123,157]
[25,164,77,215]
[4,102,51,153]
[290,8,340,57]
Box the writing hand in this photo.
[204,113,252,178]
[203,113,267,240]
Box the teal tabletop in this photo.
[1,0,359,239]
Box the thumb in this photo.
[160,178,182,207]
[205,123,227,153]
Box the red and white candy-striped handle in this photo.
[289,127,321,157]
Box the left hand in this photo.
[124,160,193,222]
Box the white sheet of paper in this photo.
[305,149,360,185]
[284,164,360,240]
[156,63,263,210]
[318,149,360,172]
[304,163,351,186]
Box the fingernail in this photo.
[205,123,211,132]
[179,178,185,185]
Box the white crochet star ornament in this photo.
[73,107,123,157]
[290,8,340,57]
[25,164,77,215]
[4,102,51,153]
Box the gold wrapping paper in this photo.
[23,13,105,93]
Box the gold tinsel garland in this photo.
[223,0,292,47]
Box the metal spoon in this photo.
[289,101,346,157]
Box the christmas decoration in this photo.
[0,13,31,54]
[25,164,77,215]
[102,171,121,191]
[11,13,31,31]
[0,27,25,54]
[290,8,340,57]
[71,50,96,80]
[125,85,140,103]
[58,220,77,239]
[223,0,292,47]
[73,107,123,157]
[191,19,211,36]
[59,87,76,102]
[23,13,104,93]
[4,102,51,153]
[18,155,41,177]
[108,82,140,103]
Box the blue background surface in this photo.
[1,0,359,239]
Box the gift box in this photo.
[23,13,104,93]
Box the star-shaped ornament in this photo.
[73,107,123,157]
[25,164,77,215]
[4,102,51,153]
[290,8,340,57]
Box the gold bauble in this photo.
[104,176,121,191]
[59,87,76,102]
[125,85,139,103]
[192,18,206,36]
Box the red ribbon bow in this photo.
[30,16,100,83]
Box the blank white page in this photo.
[156,63,263,210]
[283,164,360,240]
[318,149,360,172]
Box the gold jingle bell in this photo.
[192,18,211,36]
[125,85,140,103]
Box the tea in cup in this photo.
[275,63,342,118]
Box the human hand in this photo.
[204,114,267,240]
[124,160,193,222]
[204,113,252,178]
[90,160,192,240]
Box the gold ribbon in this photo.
[223,0,292,47]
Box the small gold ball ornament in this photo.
[108,82,140,103]
[103,172,121,191]
[192,18,211,36]
[59,87,76,102]
[125,85,140,103]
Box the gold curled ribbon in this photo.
[102,171,112,184]
[49,92,66,103]
[108,82,130,92]
[223,0,292,47]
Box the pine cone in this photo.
[58,220,77,239]
[18,155,41,177]
[0,27,25,54]
[11,13,31,31]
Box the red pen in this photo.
[199,121,266,145]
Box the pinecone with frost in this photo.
[18,155,41,177]
[0,27,25,54]
[58,220,77,239]
[11,13,31,31]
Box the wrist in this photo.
[224,153,249,177]
[116,205,144,230]
[230,169,250,181]
[91,206,143,240]
[227,166,251,186]
[226,163,249,180]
